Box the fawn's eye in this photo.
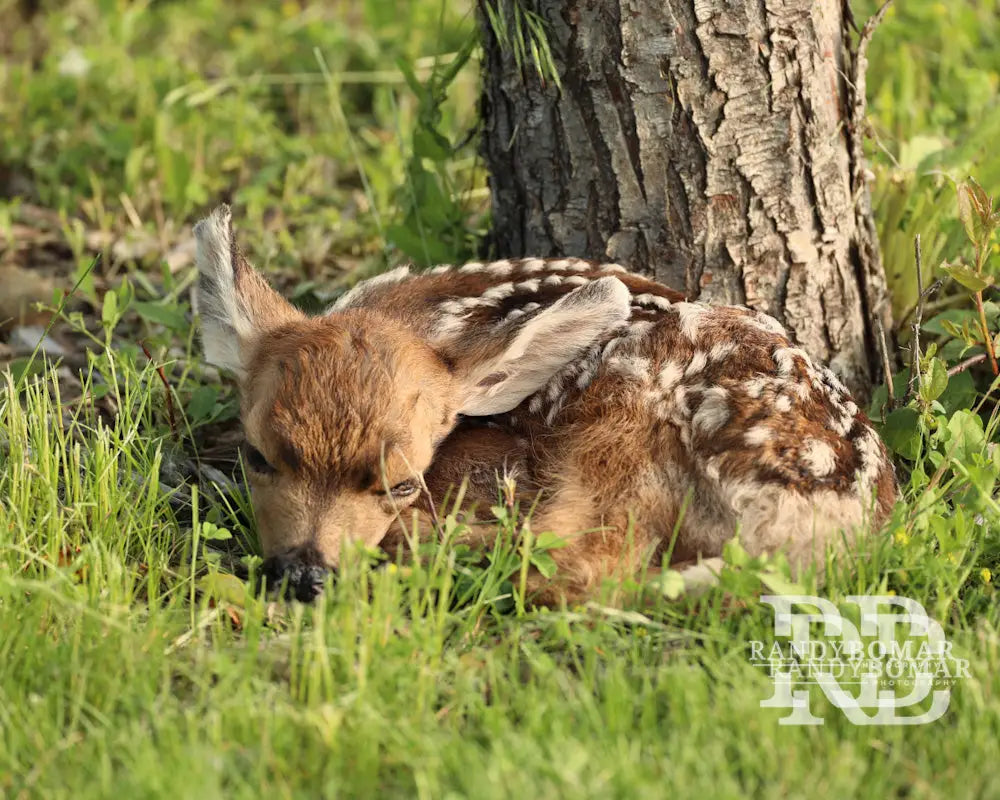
[243,443,275,475]
[388,479,419,499]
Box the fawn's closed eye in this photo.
[243,443,275,475]
[386,479,419,498]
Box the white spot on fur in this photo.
[802,439,837,477]
[855,427,884,493]
[458,261,485,273]
[607,354,651,380]
[685,351,708,376]
[792,381,811,400]
[657,361,684,392]
[547,258,593,272]
[673,385,693,419]
[745,425,773,445]
[542,274,564,286]
[829,409,854,437]
[775,395,792,413]
[600,263,627,274]
[709,341,736,362]
[515,279,541,293]
[746,377,767,399]
[572,346,603,391]
[521,258,546,273]
[430,264,451,275]
[676,303,707,340]
[705,458,722,482]
[332,265,411,311]
[822,367,849,396]
[439,300,468,315]
[564,275,590,287]
[628,320,654,337]
[692,387,730,435]
[482,282,516,302]
[633,293,672,311]
[487,260,514,276]
[431,313,466,337]
[773,347,808,378]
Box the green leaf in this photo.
[534,531,569,551]
[758,567,806,597]
[101,289,118,330]
[921,358,949,403]
[412,127,450,160]
[957,181,978,245]
[957,179,996,249]
[722,536,750,568]
[923,306,1000,336]
[881,407,922,460]
[199,522,232,541]
[657,569,686,601]
[186,385,218,422]
[529,550,558,579]
[941,261,993,292]
[198,571,246,607]
[134,300,189,332]
[938,370,978,415]
[946,410,985,462]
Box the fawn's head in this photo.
[193,205,630,598]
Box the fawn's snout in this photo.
[260,547,330,602]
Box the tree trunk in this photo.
[478,0,891,398]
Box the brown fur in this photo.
[193,207,898,604]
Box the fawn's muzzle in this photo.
[260,551,330,603]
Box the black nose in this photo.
[260,553,329,603]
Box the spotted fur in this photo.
[195,206,897,604]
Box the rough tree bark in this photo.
[479,0,891,398]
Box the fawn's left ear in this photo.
[193,205,303,378]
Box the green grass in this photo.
[3,353,1000,798]
[4,0,1000,797]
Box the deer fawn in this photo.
[194,205,896,603]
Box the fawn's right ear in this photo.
[454,276,631,416]
[193,205,303,378]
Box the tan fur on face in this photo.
[240,311,457,564]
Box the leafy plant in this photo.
[940,179,1000,374]
[387,35,483,266]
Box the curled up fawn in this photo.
[193,205,897,604]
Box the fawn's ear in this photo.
[457,276,630,416]
[193,205,303,378]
